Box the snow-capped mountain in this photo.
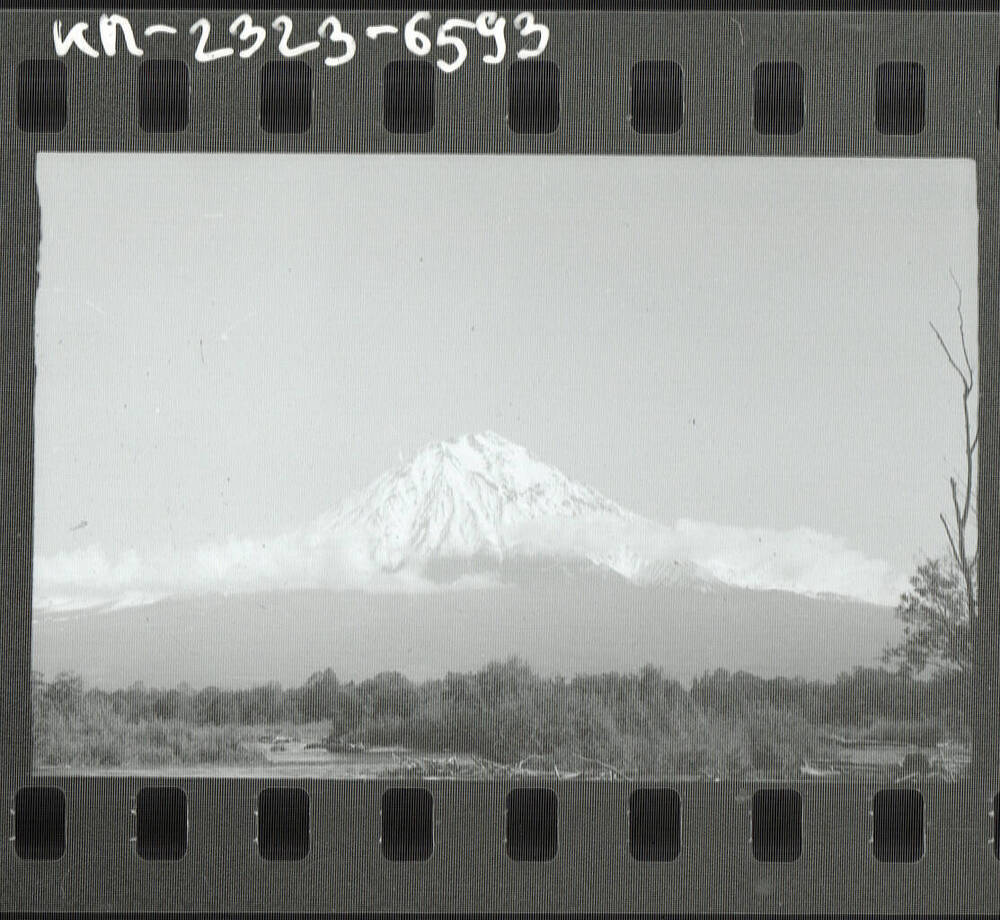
[33,431,906,686]
[32,431,906,613]
[303,431,719,588]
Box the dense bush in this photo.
[32,659,966,776]
[31,672,266,768]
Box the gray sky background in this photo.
[33,154,977,597]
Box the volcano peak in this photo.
[315,432,634,570]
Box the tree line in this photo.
[33,659,967,773]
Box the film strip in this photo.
[2,7,1000,914]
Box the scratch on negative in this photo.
[731,17,745,48]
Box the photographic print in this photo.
[30,153,977,781]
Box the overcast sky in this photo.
[33,153,977,603]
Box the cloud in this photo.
[503,514,908,605]
[33,524,483,612]
[667,518,908,605]
[33,526,377,612]
[34,514,909,612]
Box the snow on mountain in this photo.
[303,431,719,588]
[33,431,905,610]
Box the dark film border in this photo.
[0,8,998,914]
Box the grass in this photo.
[34,701,267,768]
[30,662,966,777]
[830,716,953,747]
[35,702,833,778]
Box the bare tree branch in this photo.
[940,513,960,569]
[888,274,978,679]
[948,266,974,386]
[933,273,977,628]
[930,320,967,386]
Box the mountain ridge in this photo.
[33,430,907,610]
[32,576,901,690]
[303,430,721,589]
